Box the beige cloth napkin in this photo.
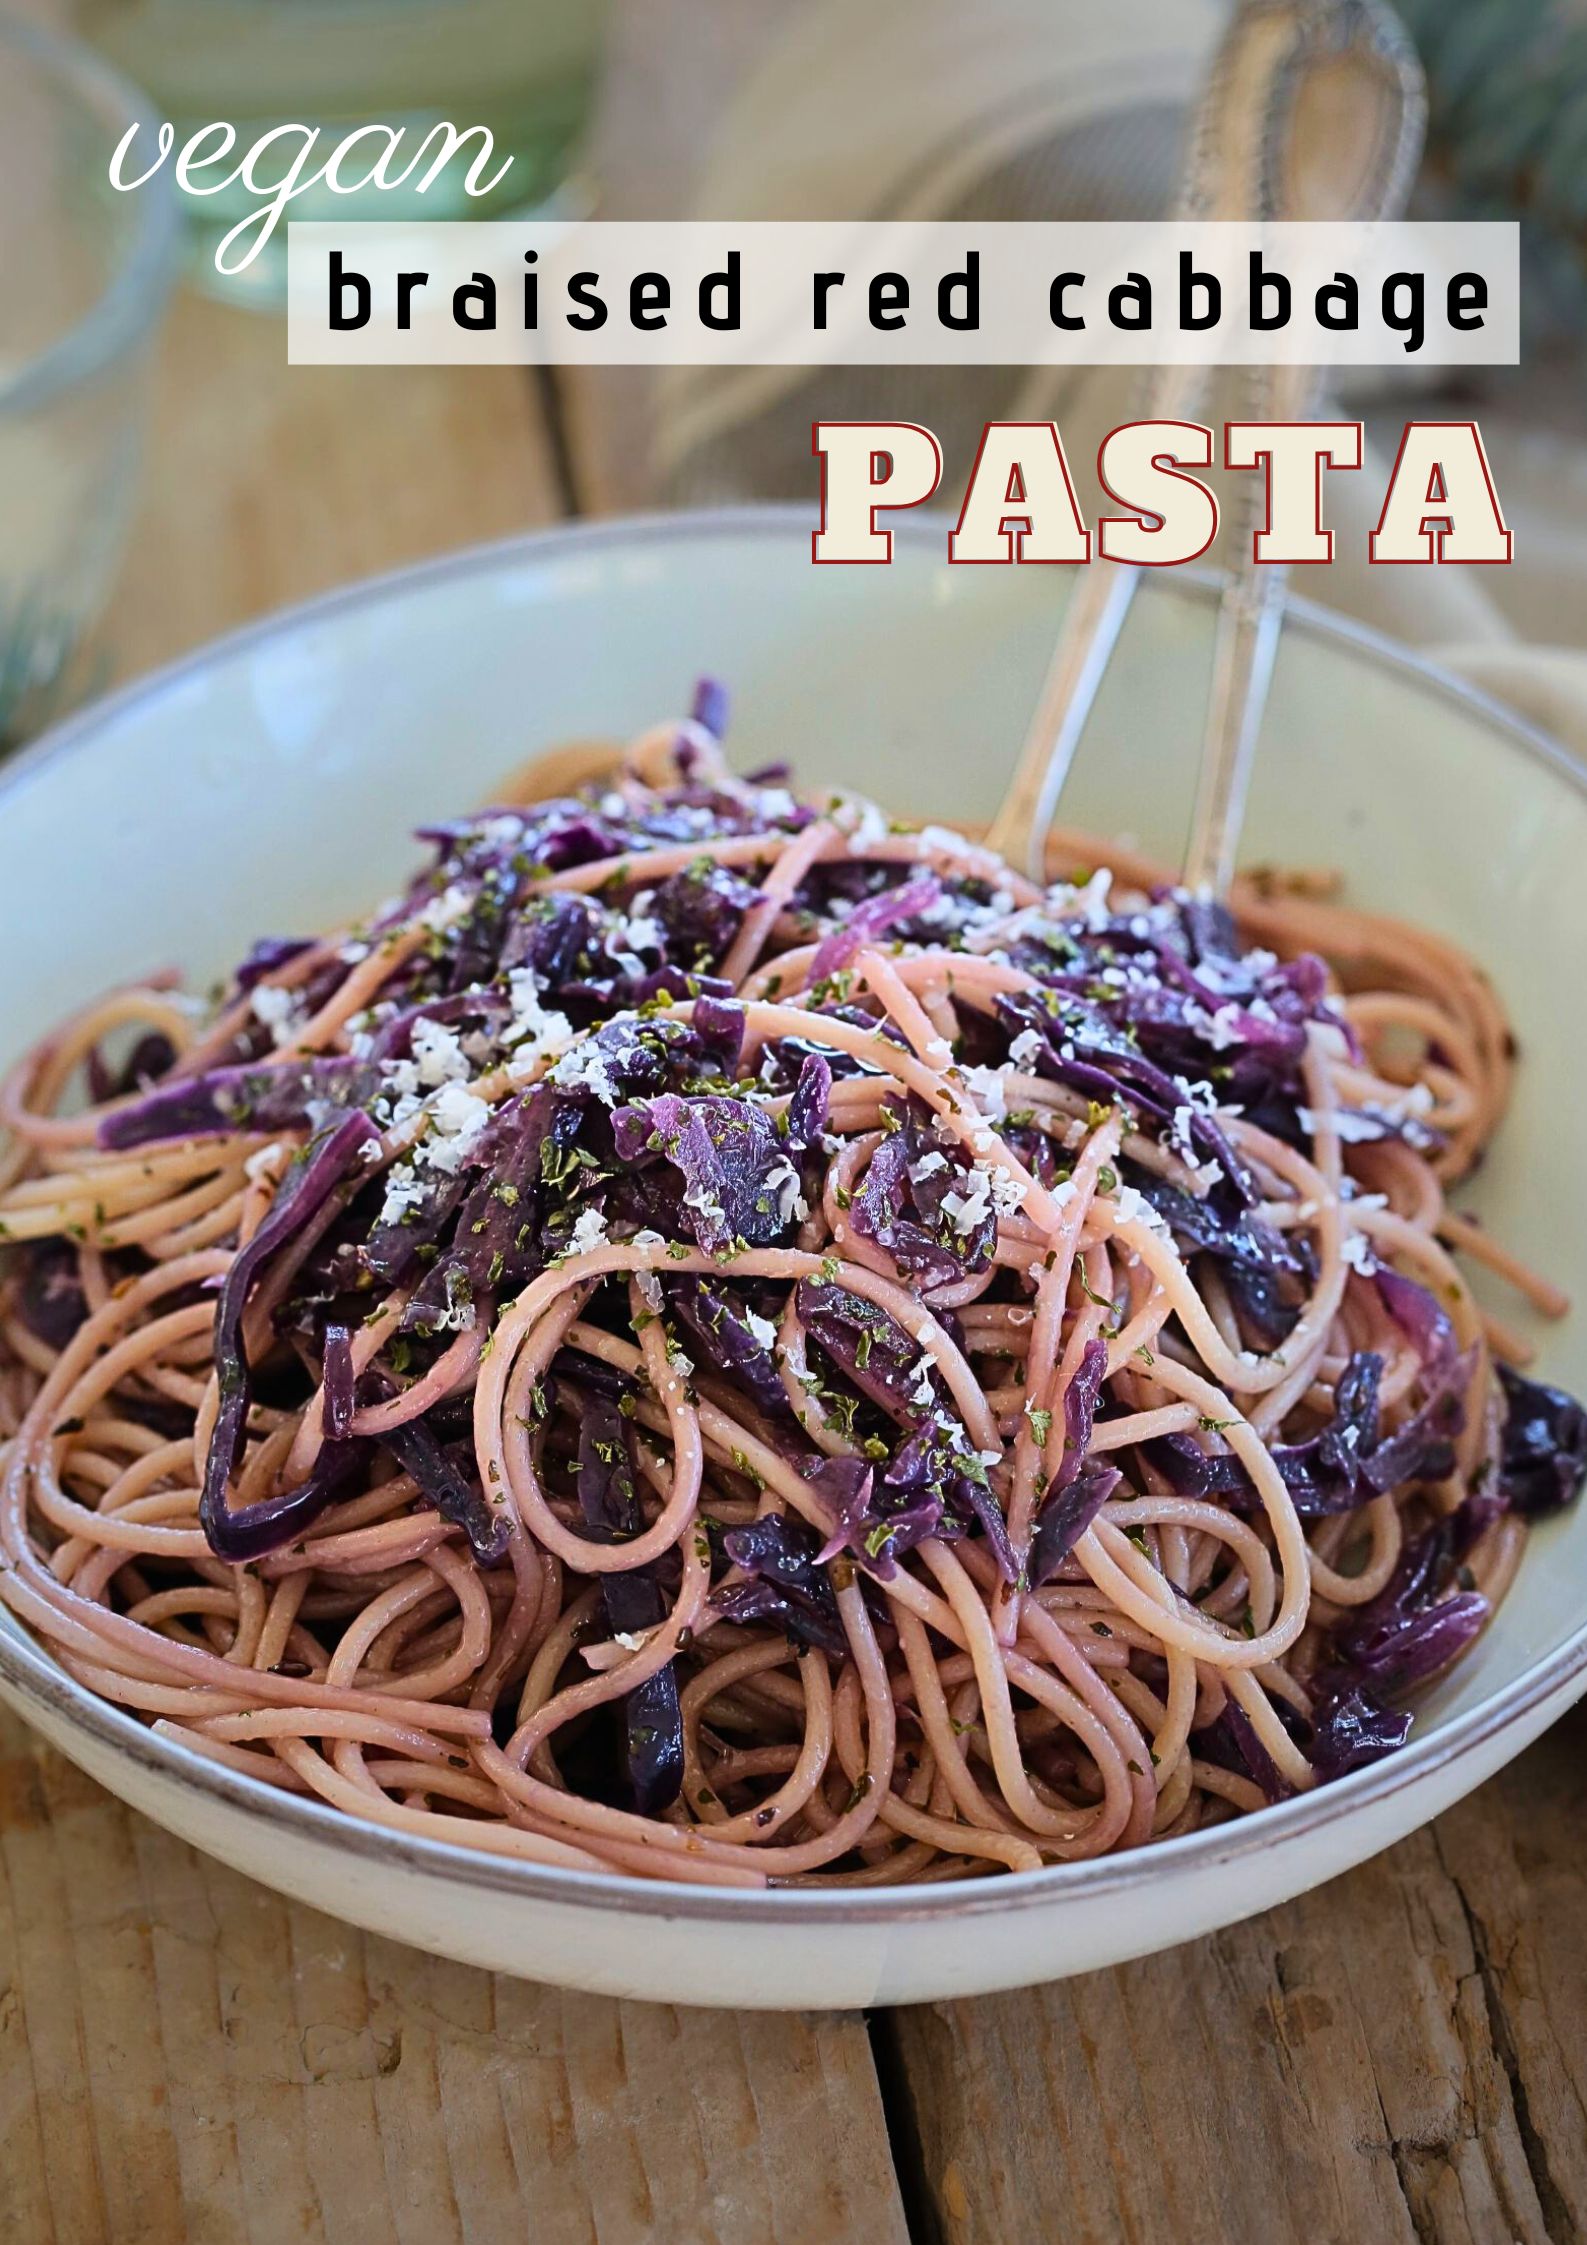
[652,0,1587,769]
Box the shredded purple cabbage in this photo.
[803,1455,876,1563]
[879,1416,1017,1580]
[668,1279,793,1422]
[201,1112,379,1561]
[378,1411,510,1567]
[612,1055,826,1257]
[1144,1345,1471,1521]
[719,1512,847,1655]
[1142,1182,1308,1349]
[653,861,763,975]
[808,872,942,987]
[1496,1362,1587,1518]
[100,1056,381,1152]
[87,1030,177,1106]
[850,1105,995,1289]
[1025,1340,1116,1582]
[1301,1515,1491,1780]
[1193,1699,1293,1804]
[16,1242,89,1353]
[573,1395,683,1812]
[322,1324,355,1441]
[234,935,315,992]
[1308,1682,1413,1781]
[690,674,730,742]
[1376,1266,1457,1369]
[1028,1463,1120,1587]
[796,1280,925,1424]
[1335,1588,1490,1694]
[400,1089,558,1333]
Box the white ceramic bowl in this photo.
[3,511,1584,2009]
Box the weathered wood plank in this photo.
[0,1719,910,2245]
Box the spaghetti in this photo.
[2,688,1583,1888]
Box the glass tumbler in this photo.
[76,0,612,303]
[0,15,177,748]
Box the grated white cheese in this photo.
[565,1206,610,1257]
[835,795,888,851]
[552,1038,624,1106]
[1167,1103,1224,1189]
[962,1063,1007,1121]
[420,883,473,934]
[1072,867,1113,931]
[1008,1027,1045,1071]
[940,1160,1026,1236]
[502,968,575,1075]
[1203,1003,1247,1051]
[1299,1107,1392,1145]
[1112,1183,1169,1233]
[764,1156,810,1227]
[410,1016,470,1089]
[1341,1231,1378,1274]
[377,1161,425,1226]
[919,822,1001,876]
[249,984,303,1047]
[683,1178,728,1232]
[989,1167,1029,1217]
[419,1082,491,1174]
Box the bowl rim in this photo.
[2,500,1585,1927]
[0,13,180,419]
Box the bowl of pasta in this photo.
[0,509,1583,2008]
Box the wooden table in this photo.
[5,268,1587,2245]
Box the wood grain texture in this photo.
[97,291,560,685]
[0,1717,908,2245]
[880,1699,1587,2245]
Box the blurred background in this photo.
[3,0,1585,754]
